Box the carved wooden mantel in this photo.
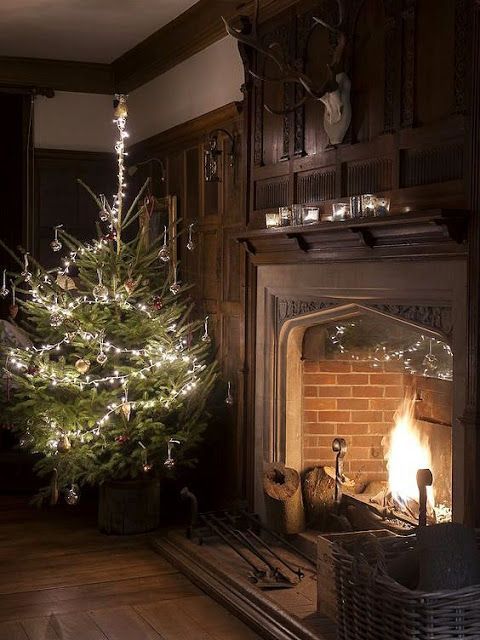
[238,209,468,264]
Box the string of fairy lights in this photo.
[329,322,453,380]
[2,94,213,478]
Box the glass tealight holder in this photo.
[302,206,320,225]
[350,195,363,219]
[278,206,292,226]
[374,197,391,217]
[265,211,281,228]
[332,202,351,221]
[292,204,303,226]
[361,194,376,218]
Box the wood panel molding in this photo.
[128,102,243,159]
[0,56,113,94]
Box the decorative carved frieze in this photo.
[454,0,468,114]
[293,7,317,158]
[401,0,417,128]
[263,23,291,161]
[254,79,264,166]
[369,304,453,337]
[276,297,452,338]
[383,1,399,133]
[277,298,336,323]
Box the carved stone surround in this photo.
[253,259,467,523]
[277,298,453,338]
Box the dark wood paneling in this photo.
[401,142,464,188]
[255,175,290,209]
[351,0,386,143]
[415,0,455,125]
[132,106,247,501]
[34,149,115,265]
[240,0,471,513]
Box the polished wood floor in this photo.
[0,497,261,640]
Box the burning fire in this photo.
[384,395,434,510]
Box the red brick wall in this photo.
[302,359,452,482]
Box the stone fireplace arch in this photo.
[277,303,450,473]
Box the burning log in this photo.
[263,463,305,534]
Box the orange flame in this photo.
[384,395,434,509]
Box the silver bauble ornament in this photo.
[422,353,438,371]
[158,246,171,263]
[99,208,109,222]
[0,287,8,298]
[186,239,196,251]
[93,284,109,300]
[65,484,80,505]
[50,239,63,252]
[143,463,153,473]
[97,351,108,365]
[50,312,63,327]
[170,282,181,295]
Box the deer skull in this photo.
[320,72,351,145]
[223,0,349,145]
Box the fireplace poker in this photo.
[332,437,347,508]
[199,514,267,583]
[240,510,316,566]
[208,514,294,586]
[222,511,305,579]
[416,468,433,527]
[246,528,306,579]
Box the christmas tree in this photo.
[1,95,216,505]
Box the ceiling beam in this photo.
[0,56,114,94]
[113,0,298,93]
[0,0,296,95]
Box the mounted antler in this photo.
[223,0,351,145]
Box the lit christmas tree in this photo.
[1,95,216,505]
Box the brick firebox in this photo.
[302,358,453,482]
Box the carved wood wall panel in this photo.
[400,0,417,128]
[248,0,466,222]
[255,175,290,209]
[345,158,393,195]
[295,167,336,204]
[454,0,468,114]
[401,143,464,188]
[131,104,246,501]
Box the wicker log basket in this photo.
[333,532,480,640]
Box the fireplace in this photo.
[251,257,467,526]
[300,310,453,525]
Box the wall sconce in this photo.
[128,158,166,182]
[204,128,235,183]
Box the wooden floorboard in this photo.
[0,499,261,640]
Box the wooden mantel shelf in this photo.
[237,209,468,264]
